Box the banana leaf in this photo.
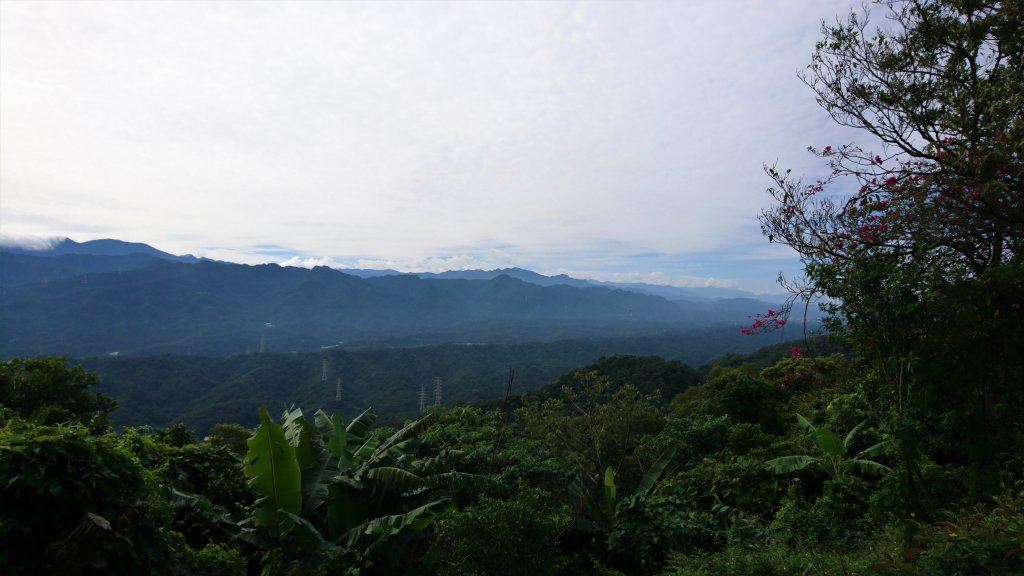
[245,407,302,539]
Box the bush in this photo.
[0,421,186,575]
[771,476,876,550]
[425,486,570,576]
[873,488,1024,575]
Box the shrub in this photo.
[0,422,186,575]
[425,486,570,576]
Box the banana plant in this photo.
[575,447,676,533]
[765,414,890,480]
[243,406,481,570]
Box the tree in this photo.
[760,0,1023,505]
[0,357,116,430]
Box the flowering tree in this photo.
[759,0,1023,503]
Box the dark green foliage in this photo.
[670,365,785,433]
[157,422,198,447]
[206,422,252,456]
[772,476,877,550]
[517,372,665,501]
[663,545,809,576]
[706,335,847,371]
[873,487,1024,575]
[0,422,185,575]
[424,486,571,576]
[0,356,116,430]
[609,456,786,572]
[85,335,764,434]
[187,543,246,576]
[539,354,702,407]
[240,406,481,574]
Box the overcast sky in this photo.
[1,0,862,293]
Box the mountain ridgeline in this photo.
[0,239,797,359]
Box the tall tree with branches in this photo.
[760,0,1023,508]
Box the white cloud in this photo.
[279,256,346,269]
[552,268,742,290]
[0,0,858,292]
[0,234,65,251]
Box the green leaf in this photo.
[765,455,818,474]
[327,414,348,465]
[327,482,368,541]
[370,414,433,461]
[636,447,676,497]
[850,458,891,475]
[603,466,617,509]
[292,417,319,470]
[367,466,424,493]
[344,499,450,548]
[244,407,303,539]
[796,413,817,435]
[842,420,868,451]
[814,427,846,458]
[345,408,377,445]
[860,439,891,459]
[352,436,380,464]
[278,510,326,551]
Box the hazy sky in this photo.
[1,0,862,292]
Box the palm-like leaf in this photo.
[371,414,433,461]
[244,407,303,539]
[366,466,425,493]
[764,454,818,475]
[637,448,676,497]
[850,458,891,475]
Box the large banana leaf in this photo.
[421,471,489,493]
[366,466,425,493]
[345,408,377,446]
[352,436,381,465]
[370,413,433,461]
[764,454,818,475]
[327,414,349,465]
[813,427,846,459]
[851,458,891,475]
[636,448,676,497]
[342,499,450,550]
[327,483,369,541]
[245,407,303,539]
[603,466,617,512]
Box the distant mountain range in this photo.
[1,238,809,358]
[344,267,774,301]
[0,237,201,263]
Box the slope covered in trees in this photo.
[83,327,767,433]
[1,255,789,358]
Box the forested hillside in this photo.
[83,327,768,433]
[0,254,789,358]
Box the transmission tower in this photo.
[419,384,426,412]
[433,377,443,406]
